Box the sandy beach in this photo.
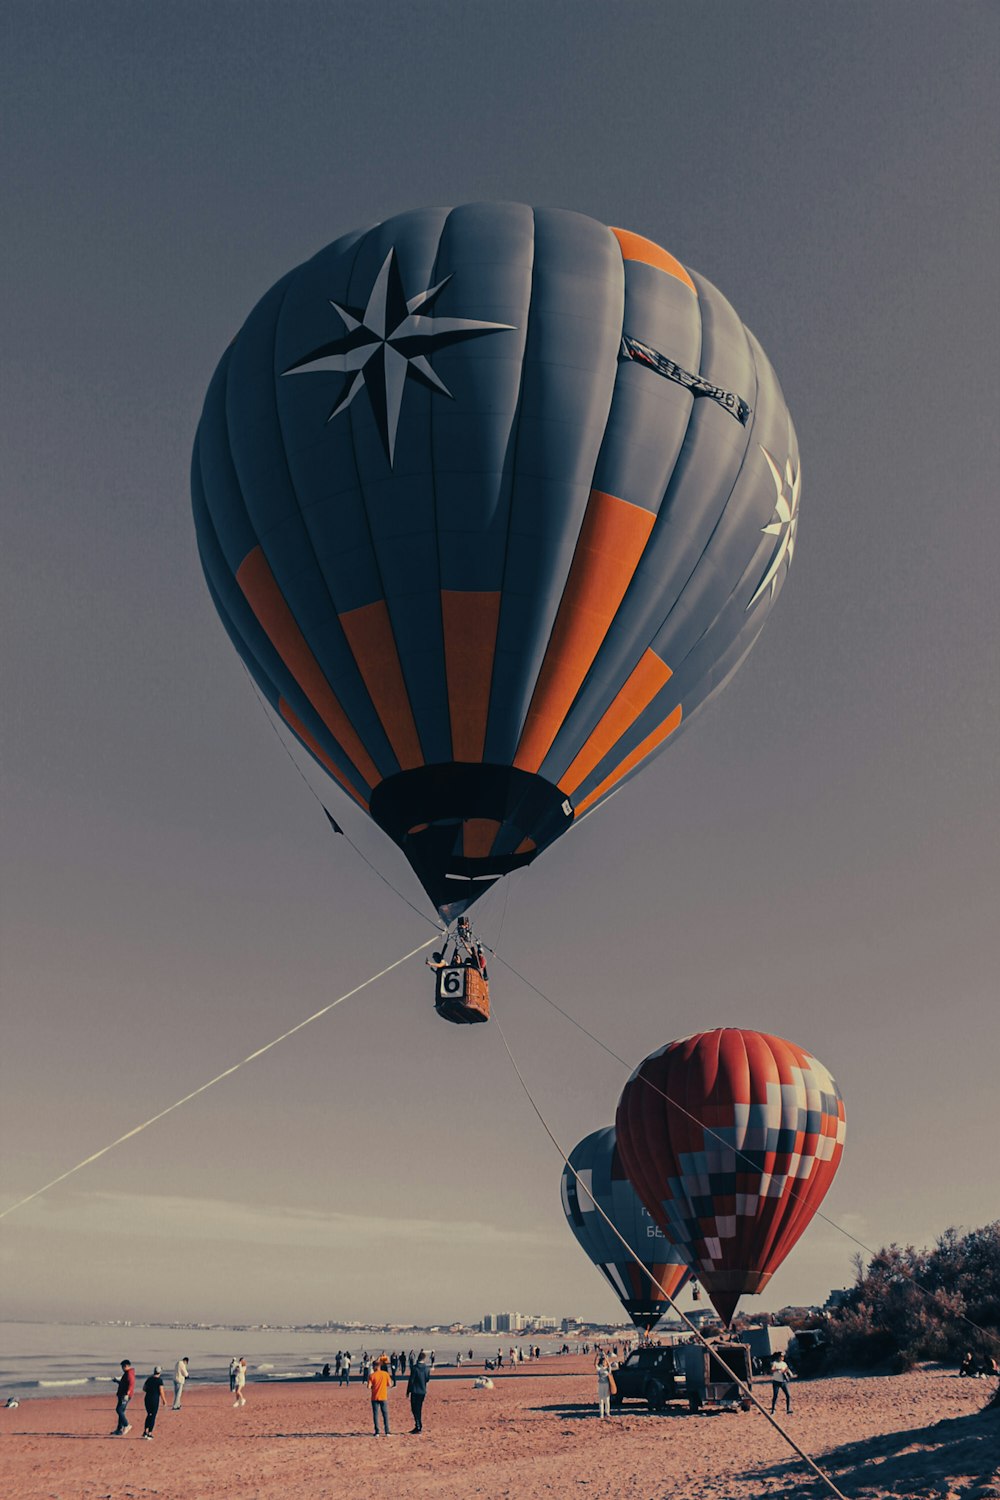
[3,1359,997,1499]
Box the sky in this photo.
[2,0,998,1330]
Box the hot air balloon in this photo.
[615,1029,845,1325]
[192,205,800,920]
[561,1126,689,1331]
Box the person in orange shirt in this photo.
[368,1355,393,1436]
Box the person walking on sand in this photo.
[172,1356,189,1410]
[769,1354,793,1414]
[406,1350,430,1433]
[233,1357,247,1407]
[340,1350,352,1385]
[112,1359,134,1435]
[142,1367,166,1439]
[596,1354,616,1419]
[369,1354,393,1436]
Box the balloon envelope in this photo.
[192,205,800,917]
[615,1029,845,1325]
[561,1125,689,1330]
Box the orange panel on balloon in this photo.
[441,591,501,762]
[338,599,423,771]
[463,818,502,860]
[278,699,368,810]
[611,228,697,294]
[514,491,655,774]
[574,703,683,817]
[236,546,381,789]
[558,649,673,797]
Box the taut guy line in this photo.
[0,936,439,1221]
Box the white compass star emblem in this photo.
[282,248,515,465]
[747,447,801,610]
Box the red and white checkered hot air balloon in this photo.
[615,1029,846,1326]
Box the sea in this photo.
[0,1322,570,1402]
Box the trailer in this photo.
[741,1325,794,1370]
[677,1339,754,1412]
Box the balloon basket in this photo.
[435,966,490,1025]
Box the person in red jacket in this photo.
[368,1355,393,1436]
[113,1359,134,1435]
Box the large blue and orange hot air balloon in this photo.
[561,1126,690,1331]
[615,1029,845,1325]
[192,205,800,918]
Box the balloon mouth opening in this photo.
[623,1305,666,1332]
[703,1271,772,1327]
[370,763,574,916]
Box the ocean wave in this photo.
[37,1378,91,1388]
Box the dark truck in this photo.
[609,1346,682,1410]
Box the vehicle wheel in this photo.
[688,1391,702,1413]
[643,1379,665,1411]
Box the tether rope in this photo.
[0,936,438,1221]
[490,999,850,1500]
[489,949,999,1350]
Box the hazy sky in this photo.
[2,1,998,1330]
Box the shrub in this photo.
[822,1222,1000,1373]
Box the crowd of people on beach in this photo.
[107,1341,640,1438]
[109,1348,446,1437]
[320,1348,439,1384]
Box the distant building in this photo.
[777,1306,821,1325]
[686,1308,721,1330]
[481,1311,557,1334]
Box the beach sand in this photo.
[2,1358,997,1499]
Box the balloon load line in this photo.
[241,666,446,935]
[490,949,1000,1353]
[0,937,439,1222]
[489,1002,850,1500]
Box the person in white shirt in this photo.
[596,1355,615,1418]
[172,1357,189,1410]
[769,1354,793,1413]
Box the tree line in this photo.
[817,1221,1000,1372]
